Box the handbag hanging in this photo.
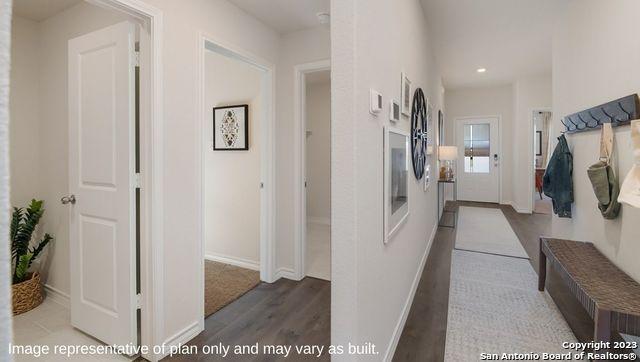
[587,123,621,219]
[618,119,640,208]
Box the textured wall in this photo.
[0,0,13,358]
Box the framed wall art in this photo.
[384,126,410,243]
[213,104,249,151]
[401,72,412,117]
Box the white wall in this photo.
[204,50,262,267]
[9,16,40,208]
[512,75,552,212]
[444,85,514,204]
[306,78,331,223]
[275,25,330,271]
[332,0,443,358]
[551,0,640,282]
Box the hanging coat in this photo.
[543,134,573,218]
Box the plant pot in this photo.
[12,272,44,315]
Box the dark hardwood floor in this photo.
[394,201,595,361]
[163,201,598,362]
[164,277,330,361]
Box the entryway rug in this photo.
[455,206,528,258]
[444,250,581,361]
[204,260,260,318]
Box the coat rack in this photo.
[561,94,640,134]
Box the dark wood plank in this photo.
[164,277,330,361]
[393,205,457,362]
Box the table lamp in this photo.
[439,146,458,181]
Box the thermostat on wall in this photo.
[390,99,400,123]
[370,89,383,115]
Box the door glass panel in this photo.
[463,124,490,173]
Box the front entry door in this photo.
[456,117,500,203]
[67,21,137,347]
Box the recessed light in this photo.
[477,68,487,73]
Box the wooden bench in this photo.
[538,237,640,346]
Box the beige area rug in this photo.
[455,206,528,258]
[445,250,581,361]
[204,260,260,318]
[534,195,553,214]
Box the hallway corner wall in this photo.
[331,0,443,358]
[551,0,640,282]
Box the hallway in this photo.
[394,202,596,361]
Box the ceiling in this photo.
[228,0,329,34]
[13,0,82,22]
[421,0,564,89]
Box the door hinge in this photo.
[134,173,141,189]
[134,51,140,67]
[136,293,142,309]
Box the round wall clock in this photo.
[411,87,428,180]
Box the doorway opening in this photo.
[532,110,553,214]
[455,116,501,203]
[294,61,331,281]
[198,36,276,321]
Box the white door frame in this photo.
[86,0,163,361]
[196,32,277,324]
[453,115,503,204]
[293,60,331,280]
[529,108,552,213]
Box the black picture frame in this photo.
[438,110,444,146]
[535,130,542,156]
[213,104,249,151]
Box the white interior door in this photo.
[67,21,137,347]
[456,117,500,203]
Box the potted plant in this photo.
[11,199,53,315]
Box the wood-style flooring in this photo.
[164,201,595,361]
[394,201,595,361]
[164,277,330,361]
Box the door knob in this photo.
[61,195,76,205]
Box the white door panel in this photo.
[68,21,137,347]
[456,117,500,203]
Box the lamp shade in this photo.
[439,146,458,161]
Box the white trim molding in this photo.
[44,284,71,309]
[196,31,277,337]
[274,267,297,281]
[204,253,260,271]
[293,59,331,281]
[383,223,438,361]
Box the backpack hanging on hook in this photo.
[618,120,640,208]
[587,123,621,219]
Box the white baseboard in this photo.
[274,267,298,281]
[502,200,531,214]
[44,284,70,309]
[158,321,202,360]
[204,253,259,271]
[307,216,330,226]
[383,222,438,362]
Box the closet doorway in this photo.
[532,110,553,214]
[295,61,331,281]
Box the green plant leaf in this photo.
[14,253,33,284]
[28,234,53,269]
